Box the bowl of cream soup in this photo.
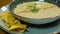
[9,0,60,24]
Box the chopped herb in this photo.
[27,3,39,13]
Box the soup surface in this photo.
[14,2,60,19]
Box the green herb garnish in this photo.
[27,3,39,13]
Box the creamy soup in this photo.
[14,2,60,19]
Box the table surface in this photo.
[0,29,7,34]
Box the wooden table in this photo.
[0,29,7,34]
[0,0,12,8]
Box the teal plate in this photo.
[24,20,60,34]
[0,12,60,34]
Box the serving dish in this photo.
[9,0,60,24]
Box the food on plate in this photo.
[2,12,15,26]
[14,2,60,19]
[2,12,27,33]
[9,19,27,32]
[9,23,27,32]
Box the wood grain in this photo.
[0,0,12,8]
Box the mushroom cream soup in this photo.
[14,2,60,19]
